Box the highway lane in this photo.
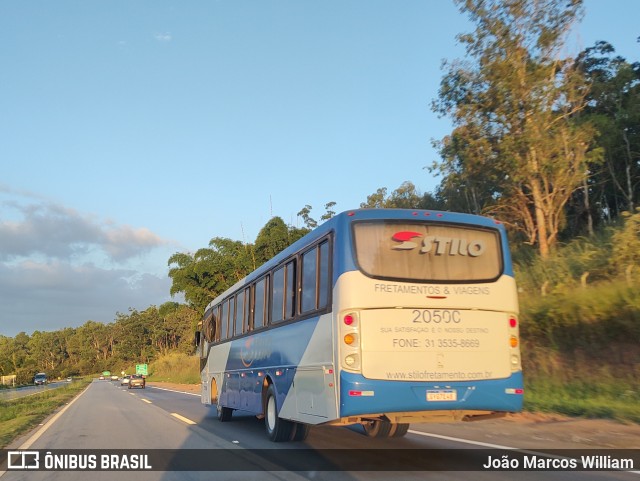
[0,382,69,401]
[2,380,638,481]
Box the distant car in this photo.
[111,375,119,381]
[128,375,146,389]
[66,377,72,382]
[99,375,105,380]
[34,373,48,385]
[120,375,131,386]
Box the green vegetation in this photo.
[142,352,200,385]
[0,379,91,448]
[516,216,640,422]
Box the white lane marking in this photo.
[149,386,200,397]
[141,399,152,404]
[408,429,515,449]
[171,412,197,425]
[408,430,640,475]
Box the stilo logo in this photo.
[391,231,423,250]
[391,231,486,257]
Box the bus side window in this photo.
[254,276,268,329]
[318,241,329,309]
[220,301,228,341]
[301,247,318,313]
[214,306,221,342]
[243,286,251,333]
[228,296,236,338]
[285,260,296,320]
[271,266,285,323]
[235,291,244,336]
[203,308,216,343]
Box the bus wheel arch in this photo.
[210,377,219,405]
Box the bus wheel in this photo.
[290,422,310,442]
[363,420,391,438]
[217,404,233,422]
[388,423,410,437]
[264,384,293,442]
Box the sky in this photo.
[1,0,638,337]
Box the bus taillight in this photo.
[341,311,361,371]
[344,354,359,368]
[509,316,517,328]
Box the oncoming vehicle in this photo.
[195,209,523,442]
[34,373,47,385]
[128,375,145,389]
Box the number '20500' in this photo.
[412,309,461,323]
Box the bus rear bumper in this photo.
[339,371,523,419]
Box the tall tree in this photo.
[168,238,255,313]
[576,41,640,219]
[254,217,291,265]
[432,0,601,257]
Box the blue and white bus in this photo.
[195,209,523,442]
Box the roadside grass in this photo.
[145,352,200,385]
[524,379,640,423]
[0,378,91,448]
[519,281,640,424]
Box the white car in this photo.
[120,375,131,386]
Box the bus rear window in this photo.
[353,221,502,282]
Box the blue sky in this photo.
[1,0,638,336]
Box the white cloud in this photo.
[0,194,181,336]
[0,201,167,262]
[154,32,172,42]
[0,260,174,336]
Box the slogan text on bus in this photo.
[391,231,486,257]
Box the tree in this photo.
[432,0,601,257]
[168,238,255,313]
[360,182,442,210]
[576,41,640,220]
[254,217,291,265]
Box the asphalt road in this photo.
[0,382,68,401]
[1,380,637,481]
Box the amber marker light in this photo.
[510,336,519,348]
[344,333,356,345]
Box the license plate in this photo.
[426,389,457,402]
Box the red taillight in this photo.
[344,314,354,325]
[509,317,517,328]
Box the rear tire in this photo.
[290,422,310,442]
[388,423,410,437]
[264,384,293,442]
[217,404,233,422]
[363,420,391,438]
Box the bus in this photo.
[195,208,523,442]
